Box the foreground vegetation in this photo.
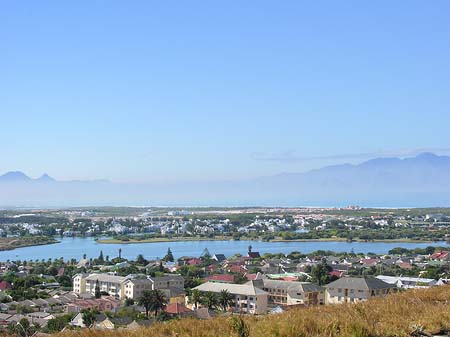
[51,286,450,337]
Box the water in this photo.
[0,237,448,261]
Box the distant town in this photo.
[1,207,450,334]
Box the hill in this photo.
[56,286,450,337]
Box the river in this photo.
[0,237,448,261]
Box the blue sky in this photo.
[1,1,450,183]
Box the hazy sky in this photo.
[1,1,450,183]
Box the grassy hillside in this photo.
[54,286,450,337]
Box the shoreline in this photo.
[96,236,442,245]
[0,238,60,252]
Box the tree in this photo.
[189,289,203,309]
[118,248,122,260]
[98,250,104,263]
[136,254,147,265]
[311,262,333,285]
[202,291,218,310]
[94,280,101,299]
[218,289,234,312]
[139,289,167,318]
[164,248,174,262]
[81,308,98,329]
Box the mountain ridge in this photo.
[1,152,449,207]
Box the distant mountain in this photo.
[0,153,450,207]
[0,171,57,183]
[36,173,56,183]
[0,171,32,182]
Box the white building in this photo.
[193,282,268,314]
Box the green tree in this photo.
[311,262,334,285]
[218,289,234,312]
[94,279,101,299]
[81,308,98,329]
[98,250,104,263]
[189,289,203,309]
[139,289,168,318]
[202,291,218,310]
[163,248,174,262]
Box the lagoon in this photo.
[0,237,448,261]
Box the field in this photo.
[55,286,450,337]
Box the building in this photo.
[150,274,185,290]
[375,275,439,289]
[249,279,324,306]
[325,277,395,304]
[193,281,268,314]
[123,278,153,299]
[73,273,185,301]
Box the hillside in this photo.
[56,286,450,337]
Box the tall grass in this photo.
[58,286,450,337]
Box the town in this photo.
[2,206,450,246]
[1,240,450,335]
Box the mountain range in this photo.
[1,152,450,207]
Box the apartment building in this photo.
[249,279,324,306]
[193,281,268,314]
[123,278,153,299]
[325,277,395,304]
[73,273,185,301]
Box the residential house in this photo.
[325,277,395,304]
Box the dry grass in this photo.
[59,286,450,337]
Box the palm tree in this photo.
[139,289,168,318]
[202,291,218,310]
[218,289,234,312]
[189,289,203,309]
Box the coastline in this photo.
[0,237,60,252]
[96,236,441,245]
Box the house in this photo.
[205,274,235,283]
[249,279,324,306]
[70,312,109,328]
[66,297,120,313]
[325,277,395,304]
[164,303,194,318]
[193,282,268,314]
[212,254,227,263]
[430,251,449,261]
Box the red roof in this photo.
[248,252,260,259]
[188,258,202,266]
[0,281,11,290]
[206,274,234,283]
[164,303,192,315]
[245,273,258,281]
[430,251,449,260]
[329,270,343,278]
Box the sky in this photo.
[1,1,450,183]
